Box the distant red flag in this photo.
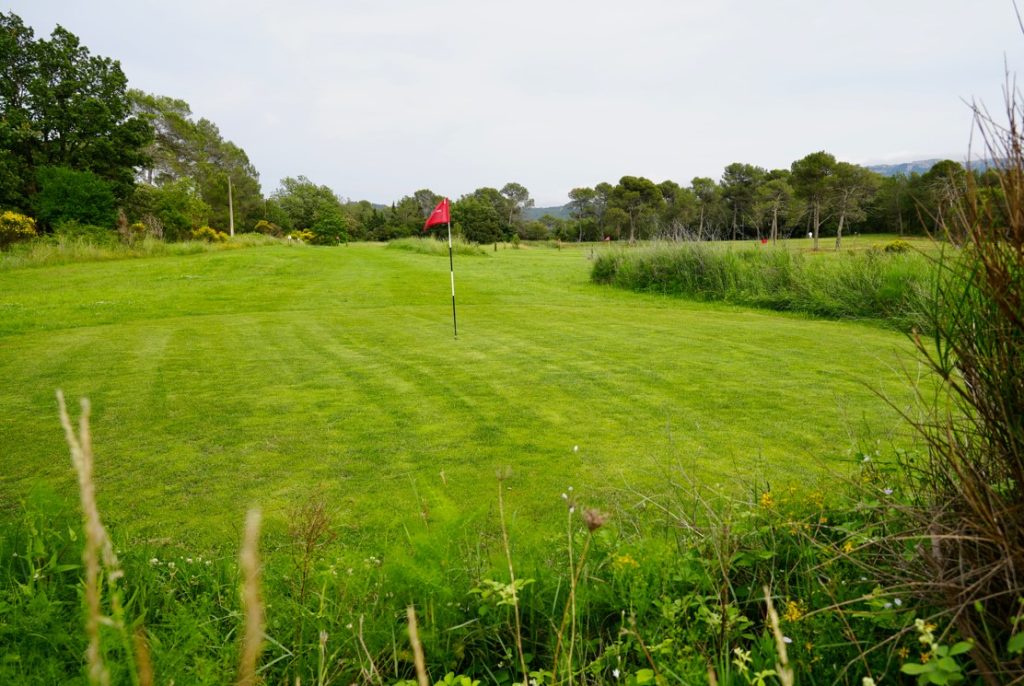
[423,198,450,230]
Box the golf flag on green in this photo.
[424,198,457,338]
[423,197,450,230]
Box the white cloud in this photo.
[7,0,1024,205]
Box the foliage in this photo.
[883,239,912,254]
[253,219,283,236]
[2,463,1000,684]
[310,211,352,245]
[32,166,117,230]
[0,12,151,210]
[451,195,503,244]
[130,90,262,233]
[192,226,228,243]
[0,209,36,249]
[54,220,118,247]
[126,177,210,241]
[592,241,934,331]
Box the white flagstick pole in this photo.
[446,202,457,339]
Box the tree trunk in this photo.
[771,207,779,244]
[698,205,705,240]
[896,193,904,236]
[731,204,738,241]
[835,211,845,251]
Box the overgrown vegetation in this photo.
[387,236,489,256]
[591,241,935,331]
[3,430,990,685]
[0,233,288,270]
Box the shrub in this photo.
[191,226,228,243]
[32,166,116,229]
[882,239,912,253]
[288,229,315,243]
[54,220,119,247]
[0,210,36,249]
[253,219,283,236]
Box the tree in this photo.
[272,176,344,233]
[720,163,766,240]
[452,195,502,244]
[756,176,798,244]
[126,177,209,240]
[567,187,597,241]
[131,91,263,234]
[412,189,442,218]
[658,180,698,239]
[129,90,196,185]
[0,12,151,210]
[791,151,838,250]
[829,163,880,250]
[868,174,914,236]
[690,177,722,240]
[920,160,967,237]
[609,176,664,244]
[500,182,534,232]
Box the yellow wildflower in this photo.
[613,554,640,570]
[842,540,855,554]
[759,491,774,509]
[783,599,806,623]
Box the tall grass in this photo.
[386,236,488,257]
[876,81,1024,682]
[0,233,289,270]
[4,402,989,684]
[592,242,935,331]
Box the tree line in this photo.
[0,11,998,249]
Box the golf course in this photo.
[0,240,917,550]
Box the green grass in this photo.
[0,241,917,550]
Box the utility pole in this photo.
[228,175,235,237]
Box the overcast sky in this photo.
[8,1,1024,205]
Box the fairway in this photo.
[0,243,916,548]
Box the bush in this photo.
[54,220,118,247]
[882,239,912,254]
[288,229,315,243]
[32,166,116,229]
[253,219,283,236]
[0,210,36,249]
[191,226,228,243]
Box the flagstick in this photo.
[447,217,458,339]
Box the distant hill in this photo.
[524,205,571,220]
[867,159,944,177]
[867,158,996,176]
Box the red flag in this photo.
[423,198,450,230]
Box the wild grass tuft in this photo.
[386,236,488,256]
